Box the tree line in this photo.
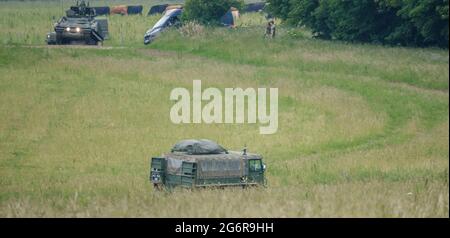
[267,0,449,48]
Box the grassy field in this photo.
[0,1,448,217]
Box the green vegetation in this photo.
[182,0,244,25]
[267,0,449,47]
[0,1,448,217]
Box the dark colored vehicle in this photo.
[147,4,169,15]
[46,0,109,45]
[150,139,267,189]
[243,2,266,13]
[127,5,143,15]
[144,7,182,44]
[92,6,110,16]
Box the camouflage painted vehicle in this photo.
[46,0,109,45]
[150,139,267,189]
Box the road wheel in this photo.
[56,33,63,44]
[85,37,96,45]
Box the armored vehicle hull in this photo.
[46,1,109,45]
[150,140,266,189]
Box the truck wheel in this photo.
[85,36,98,45]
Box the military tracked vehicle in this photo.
[46,0,109,45]
[150,139,267,189]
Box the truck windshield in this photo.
[249,160,262,172]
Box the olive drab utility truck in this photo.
[46,0,109,45]
[150,139,267,189]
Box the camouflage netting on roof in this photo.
[171,139,227,155]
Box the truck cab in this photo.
[247,159,266,184]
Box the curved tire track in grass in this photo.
[149,31,449,160]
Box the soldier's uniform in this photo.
[270,21,276,38]
[265,20,276,38]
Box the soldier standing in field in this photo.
[270,20,276,38]
[265,20,276,38]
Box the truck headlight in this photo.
[75,27,81,33]
[65,27,70,32]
